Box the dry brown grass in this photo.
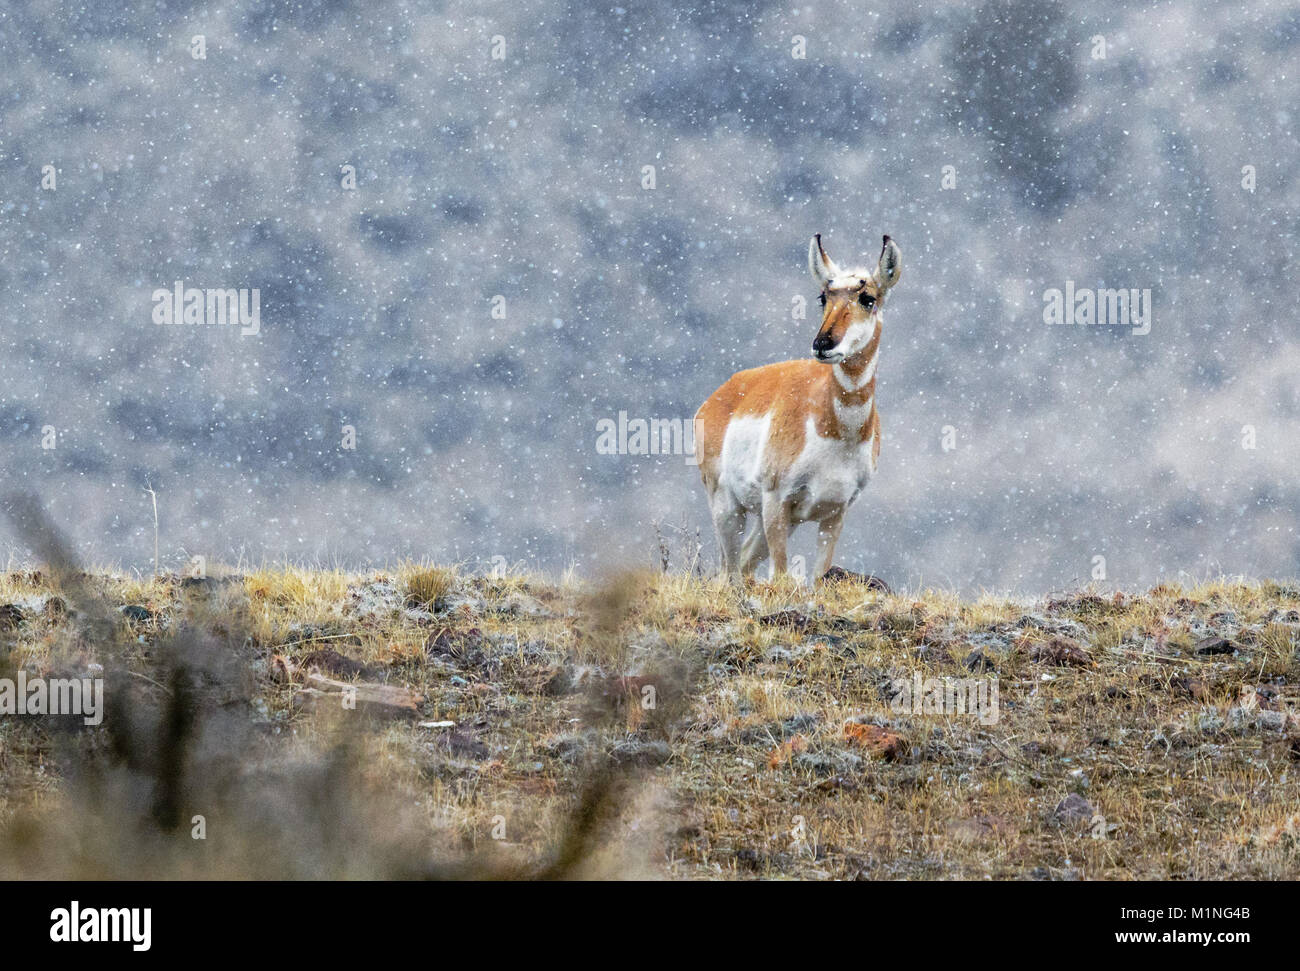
[1,564,1299,879]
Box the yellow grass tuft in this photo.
[402,564,458,610]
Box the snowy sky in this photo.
[2,0,1298,592]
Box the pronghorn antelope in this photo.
[695,233,902,581]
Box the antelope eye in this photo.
[818,293,827,306]
[859,292,875,309]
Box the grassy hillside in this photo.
[2,565,1299,879]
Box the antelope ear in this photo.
[874,235,902,291]
[809,234,838,288]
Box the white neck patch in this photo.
[833,344,879,392]
[832,393,873,431]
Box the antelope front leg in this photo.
[761,491,791,578]
[814,509,846,580]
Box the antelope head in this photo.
[808,233,902,364]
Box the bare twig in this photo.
[144,481,160,578]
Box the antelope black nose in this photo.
[812,333,835,354]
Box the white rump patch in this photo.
[717,413,771,511]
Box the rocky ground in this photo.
[2,565,1299,879]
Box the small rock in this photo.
[542,663,594,696]
[545,735,589,764]
[300,648,378,679]
[964,629,1018,654]
[1030,638,1093,667]
[439,732,491,761]
[1015,613,1054,630]
[841,723,905,760]
[609,739,672,767]
[1052,793,1095,827]
[963,649,997,672]
[759,609,815,633]
[915,642,953,664]
[1194,636,1237,656]
[425,627,483,660]
[820,567,891,592]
